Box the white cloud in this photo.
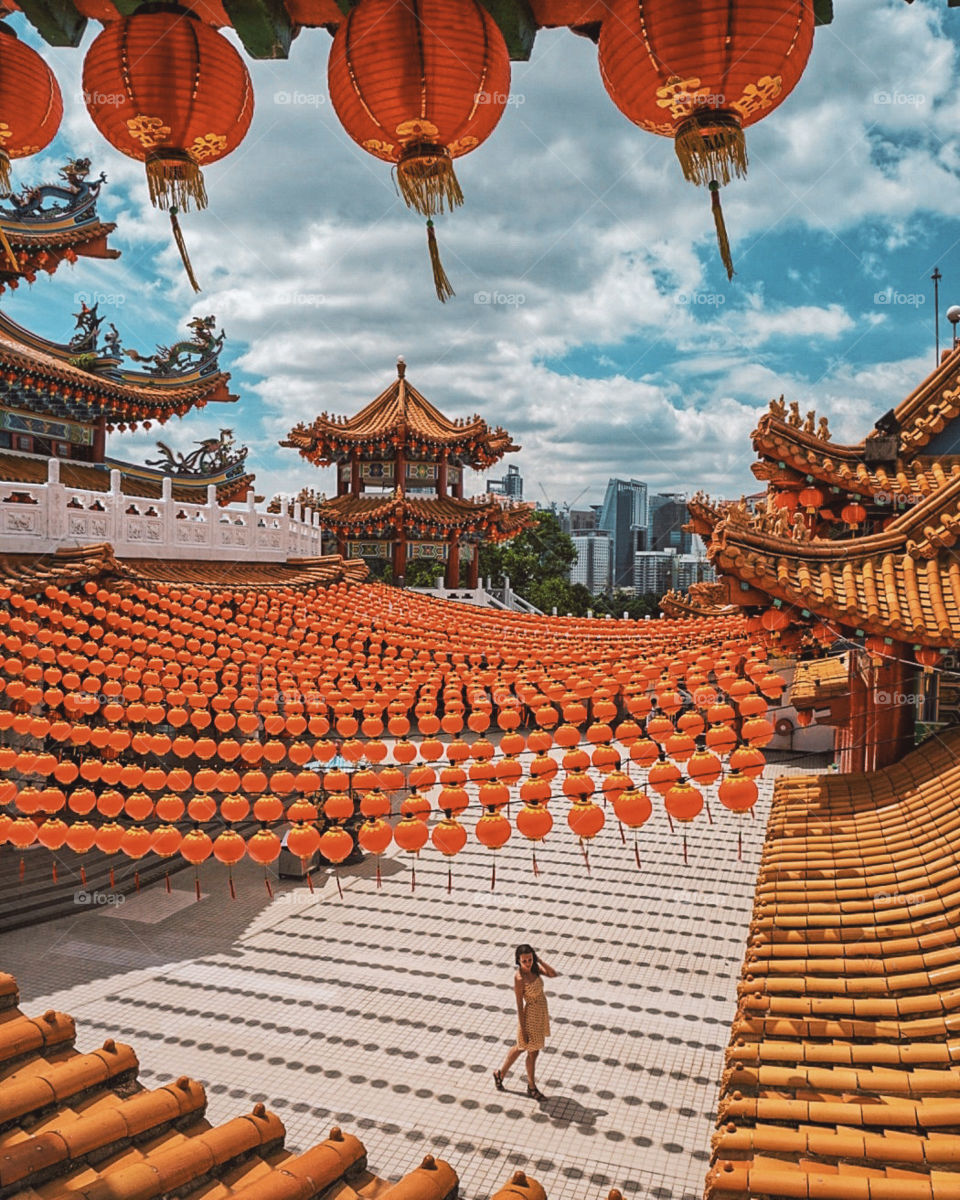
[5,0,960,511]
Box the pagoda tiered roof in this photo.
[0,311,235,431]
[708,475,960,645]
[318,492,532,541]
[282,359,519,470]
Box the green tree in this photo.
[479,511,578,609]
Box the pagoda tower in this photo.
[282,359,532,586]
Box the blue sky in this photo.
[9,0,960,508]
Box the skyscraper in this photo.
[487,463,523,499]
[570,531,612,594]
[599,478,648,591]
[649,493,694,553]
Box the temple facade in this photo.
[282,359,532,586]
[670,352,960,773]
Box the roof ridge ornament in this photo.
[397,356,406,379]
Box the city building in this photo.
[649,492,694,553]
[487,462,523,498]
[569,530,611,593]
[599,477,648,590]
[633,549,715,597]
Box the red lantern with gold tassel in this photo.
[328,0,510,301]
[597,0,814,278]
[0,24,62,203]
[82,9,253,291]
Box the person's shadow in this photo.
[539,1094,607,1127]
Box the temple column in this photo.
[453,470,463,500]
[396,446,406,493]
[393,536,407,585]
[350,452,360,495]
[466,544,479,589]
[847,654,869,774]
[445,536,460,588]
[336,535,347,558]
[92,417,106,463]
[438,455,448,498]
[337,464,347,497]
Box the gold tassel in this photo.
[0,223,20,273]
[675,113,747,188]
[398,145,463,217]
[146,150,208,212]
[170,207,202,293]
[709,180,735,281]
[426,220,454,303]
[0,150,10,194]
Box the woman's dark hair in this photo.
[515,944,540,975]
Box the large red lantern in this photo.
[0,24,63,191]
[328,0,511,300]
[82,9,253,289]
[597,0,814,275]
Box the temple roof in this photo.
[0,311,235,429]
[707,475,960,644]
[318,492,534,541]
[0,159,119,291]
[660,581,738,620]
[751,347,960,493]
[790,654,849,708]
[706,728,960,1200]
[282,359,519,470]
[0,449,254,505]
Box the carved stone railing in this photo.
[0,457,325,561]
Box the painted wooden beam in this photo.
[17,0,86,46]
[222,0,296,58]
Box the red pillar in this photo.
[438,456,448,498]
[336,536,347,558]
[445,537,460,587]
[467,544,479,588]
[846,656,869,774]
[92,418,106,463]
[393,536,407,585]
[350,453,360,495]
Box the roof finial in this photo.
[397,356,406,379]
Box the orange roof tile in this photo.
[319,493,534,541]
[706,727,960,1200]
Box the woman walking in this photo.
[493,943,558,1101]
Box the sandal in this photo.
[493,1070,504,1091]
[527,1084,545,1101]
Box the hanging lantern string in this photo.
[708,181,734,281]
[426,220,454,303]
[170,207,201,293]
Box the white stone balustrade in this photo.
[0,458,325,561]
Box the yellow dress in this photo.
[516,975,550,1051]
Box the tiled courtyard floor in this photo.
[0,774,778,1200]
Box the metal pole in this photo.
[933,267,942,365]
